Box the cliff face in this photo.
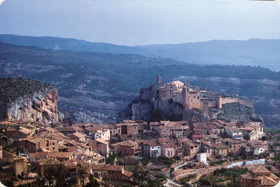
[217,102,256,122]
[0,78,58,124]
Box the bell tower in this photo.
[157,75,162,85]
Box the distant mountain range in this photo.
[0,34,279,71]
[0,40,279,128]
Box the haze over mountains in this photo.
[0,34,280,71]
[0,35,279,128]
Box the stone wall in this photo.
[218,96,253,109]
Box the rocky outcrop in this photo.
[217,102,259,122]
[0,78,58,124]
[118,85,205,122]
[118,79,259,123]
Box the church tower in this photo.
[182,86,189,109]
[156,75,162,85]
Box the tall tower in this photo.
[157,75,162,85]
[182,86,189,109]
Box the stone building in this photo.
[112,140,141,157]
[21,136,60,153]
[161,143,176,158]
[69,132,86,143]
[12,157,29,178]
[91,138,110,158]
[239,122,264,141]
[142,139,162,158]
[241,165,280,187]
[225,127,243,140]
[156,78,253,113]
[117,122,138,137]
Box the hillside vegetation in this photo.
[0,42,279,127]
[0,34,280,70]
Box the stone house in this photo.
[208,134,222,144]
[197,153,207,164]
[225,127,243,140]
[37,158,63,176]
[185,88,201,110]
[72,125,85,134]
[12,157,29,178]
[91,138,110,158]
[85,126,111,140]
[5,126,19,138]
[158,126,171,138]
[112,140,141,157]
[74,150,105,164]
[184,141,200,158]
[9,127,33,142]
[161,143,176,158]
[55,127,76,135]
[21,137,60,153]
[169,122,189,138]
[94,129,110,141]
[69,132,86,142]
[249,141,268,157]
[241,165,280,187]
[239,122,264,141]
[136,121,148,133]
[241,145,254,158]
[213,144,228,158]
[142,139,161,158]
[117,122,138,137]
[223,138,244,154]
[150,122,161,131]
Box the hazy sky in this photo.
[0,0,280,45]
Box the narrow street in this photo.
[163,161,186,187]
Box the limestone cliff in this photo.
[0,78,58,124]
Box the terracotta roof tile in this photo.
[123,170,133,177]
[119,140,138,147]
[90,164,123,171]
[250,165,271,174]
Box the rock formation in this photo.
[118,77,259,123]
[0,78,58,124]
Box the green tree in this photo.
[77,164,87,187]
[43,164,77,187]
[85,174,99,187]
[133,162,149,186]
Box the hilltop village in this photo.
[118,76,256,124]
[0,78,280,187]
[156,76,252,112]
